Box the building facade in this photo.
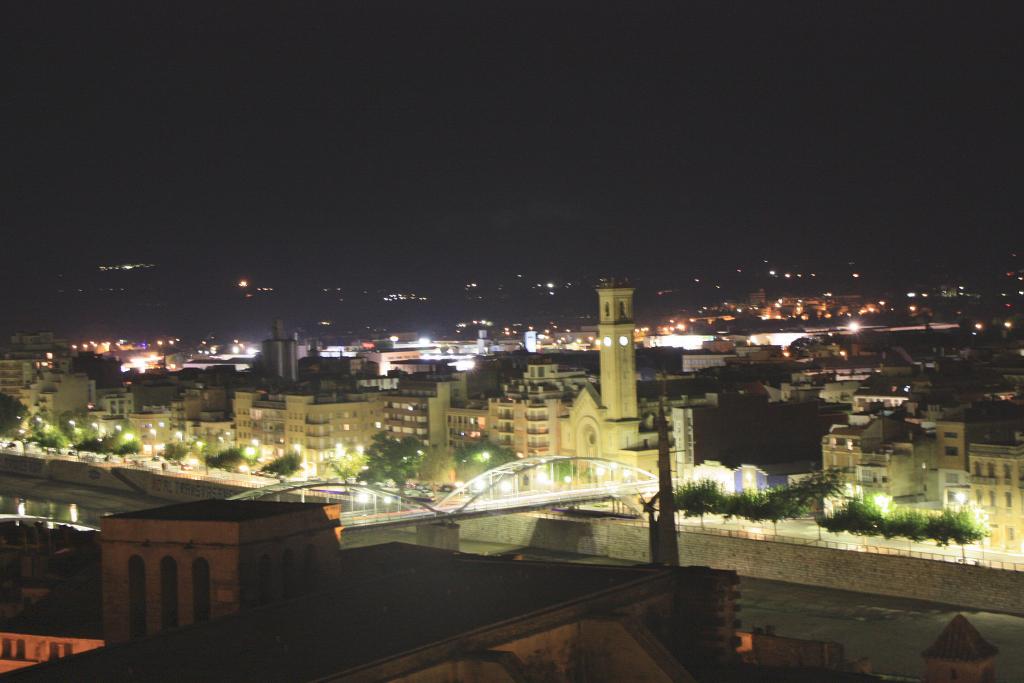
[234,391,384,475]
[968,437,1024,552]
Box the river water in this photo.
[0,473,161,529]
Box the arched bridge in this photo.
[227,456,659,529]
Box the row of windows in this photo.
[128,547,319,639]
[129,555,210,639]
[976,489,1017,510]
[1,638,72,661]
[972,461,1019,480]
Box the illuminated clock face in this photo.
[603,336,612,347]
[618,335,629,346]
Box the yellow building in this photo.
[969,438,1024,552]
[558,283,659,471]
[447,403,489,452]
[125,409,173,456]
[233,391,384,476]
[490,362,586,457]
[24,370,94,416]
[381,376,464,448]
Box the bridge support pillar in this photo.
[417,521,460,551]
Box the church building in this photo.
[559,281,661,471]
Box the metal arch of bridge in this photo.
[226,456,659,525]
[227,480,443,519]
[437,456,659,515]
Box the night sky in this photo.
[3,2,1022,339]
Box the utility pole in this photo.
[653,399,679,565]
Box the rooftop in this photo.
[922,614,998,662]
[7,544,677,682]
[105,500,330,523]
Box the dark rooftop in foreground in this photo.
[6,543,675,682]
[922,614,999,662]
[105,500,328,523]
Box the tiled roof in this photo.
[921,615,998,661]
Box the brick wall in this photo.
[458,514,1024,615]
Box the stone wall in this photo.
[0,451,250,502]
[457,514,1024,615]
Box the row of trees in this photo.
[675,473,989,548]
[674,470,844,529]
[820,497,987,547]
[322,433,518,488]
[1,403,517,486]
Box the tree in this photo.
[206,447,245,471]
[115,439,140,455]
[674,480,725,528]
[324,449,368,481]
[363,432,424,487]
[786,469,844,510]
[818,497,885,536]
[0,394,25,437]
[817,498,988,551]
[722,489,787,530]
[880,508,929,542]
[417,445,455,483]
[926,508,988,548]
[31,420,69,450]
[162,442,189,461]
[263,453,302,477]
[453,441,517,479]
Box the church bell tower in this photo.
[597,281,638,420]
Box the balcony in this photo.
[385,418,424,429]
[526,427,549,435]
[305,425,331,437]
[972,475,998,485]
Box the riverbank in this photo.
[0,472,163,528]
[0,449,258,503]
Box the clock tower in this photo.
[597,282,638,420]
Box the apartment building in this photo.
[233,390,384,475]
[969,436,1024,552]
[381,376,463,448]
[821,417,938,503]
[490,363,587,457]
[935,401,1024,472]
[23,370,94,416]
[446,402,489,452]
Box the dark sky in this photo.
[3,1,1023,338]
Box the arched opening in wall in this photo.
[128,555,147,639]
[192,558,211,623]
[303,545,318,591]
[160,556,179,630]
[578,422,599,459]
[257,554,272,605]
[282,548,296,599]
